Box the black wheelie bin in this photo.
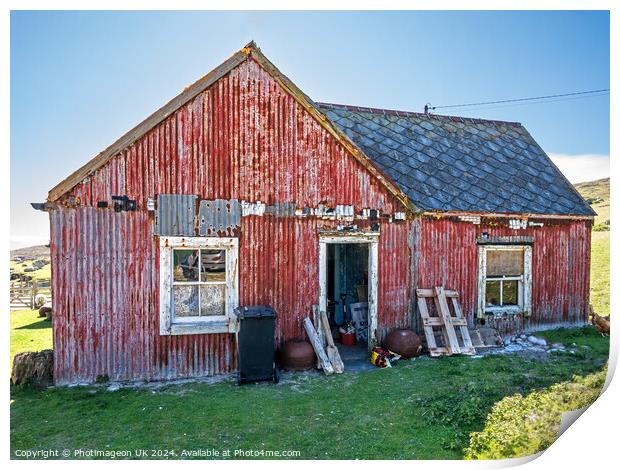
[236,305,279,384]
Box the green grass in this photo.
[10,310,53,369]
[10,327,608,460]
[590,231,610,317]
[465,366,606,459]
[591,205,610,230]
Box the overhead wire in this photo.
[428,88,609,112]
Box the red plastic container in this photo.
[339,331,356,346]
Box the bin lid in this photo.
[236,305,277,319]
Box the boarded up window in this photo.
[486,250,524,277]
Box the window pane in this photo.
[487,250,524,277]
[503,280,519,306]
[485,281,501,307]
[174,250,199,282]
[173,285,199,317]
[201,249,226,282]
[200,285,225,316]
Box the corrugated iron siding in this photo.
[155,194,197,236]
[240,217,411,344]
[413,216,591,329]
[50,209,410,384]
[377,221,413,336]
[50,208,237,384]
[50,58,411,384]
[49,54,591,385]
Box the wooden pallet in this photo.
[416,287,476,357]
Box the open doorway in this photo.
[327,243,368,363]
[318,234,379,360]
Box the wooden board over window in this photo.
[486,249,524,277]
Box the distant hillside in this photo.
[10,244,51,284]
[575,178,610,202]
[575,177,610,229]
[10,244,50,261]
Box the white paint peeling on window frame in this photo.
[477,245,532,319]
[159,236,239,336]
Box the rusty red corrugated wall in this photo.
[413,215,592,328]
[50,58,412,385]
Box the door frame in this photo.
[318,232,379,349]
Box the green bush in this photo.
[592,223,610,232]
[420,382,497,428]
[465,367,606,460]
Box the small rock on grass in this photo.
[38,306,52,318]
[527,336,547,347]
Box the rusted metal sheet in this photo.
[264,202,296,218]
[413,216,591,332]
[155,194,197,236]
[376,221,413,339]
[239,216,411,345]
[49,58,411,385]
[198,199,241,236]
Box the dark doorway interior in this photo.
[326,243,369,363]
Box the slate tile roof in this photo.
[318,103,595,216]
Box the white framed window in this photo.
[159,236,238,335]
[477,245,532,316]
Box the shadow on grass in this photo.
[15,319,52,330]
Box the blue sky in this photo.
[10,10,610,248]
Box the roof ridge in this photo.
[316,102,522,127]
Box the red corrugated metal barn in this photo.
[40,42,595,385]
